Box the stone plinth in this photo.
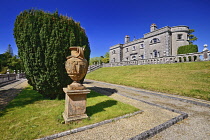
[63,88,90,123]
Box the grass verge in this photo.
[0,86,139,140]
[86,61,210,101]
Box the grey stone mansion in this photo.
[109,24,190,62]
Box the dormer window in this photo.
[150,38,160,44]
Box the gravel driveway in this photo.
[55,79,210,140]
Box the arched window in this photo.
[153,50,158,57]
[150,38,160,44]
[132,55,136,60]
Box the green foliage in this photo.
[188,29,197,44]
[90,57,102,65]
[101,58,109,63]
[104,52,109,58]
[13,9,91,99]
[90,52,110,65]
[177,44,198,54]
[101,52,109,63]
[0,48,23,74]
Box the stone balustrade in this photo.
[101,51,210,68]
[0,73,26,84]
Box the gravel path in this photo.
[0,79,28,110]
[54,79,210,140]
[85,80,210,140]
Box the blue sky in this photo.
[0,0,210,58]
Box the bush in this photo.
[177,44,198,54]
[13,9,91,99]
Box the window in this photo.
[150,38,160,44]
[153,50,158,58]
[177,34,182,40]
[126,48,129,52]
[113,58,115,62]
[126,57,129,61]
[140,44,144,48]
[132,46,136,51]
[141,55,144,59]
[153,38,157,43]
[131,55,136,60]
[112,50,116,54]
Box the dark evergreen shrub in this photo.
[177,44,198,54]
[13,9,91,99]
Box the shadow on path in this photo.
[0,80,19,87]
[88,86,118,96]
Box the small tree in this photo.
[6,44,14,56]
[101,52,109,63]
[90,57,102,65]
[188,29,197,45]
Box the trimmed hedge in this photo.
[13,9,91,99]
[177,44,198,54]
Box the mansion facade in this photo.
[110,24,190,62]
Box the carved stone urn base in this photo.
[67,81,86,90]
[63,88,90,123]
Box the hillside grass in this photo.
[0,86,138,140]
[86,61,210,101]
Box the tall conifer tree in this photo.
[14,9,91,99]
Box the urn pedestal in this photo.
[63,88,90,123]
[63,46,89,123]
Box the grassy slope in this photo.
[86,61,210,101]
[0,86,138,140]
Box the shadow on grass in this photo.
[86,100,117,116]
[88,86,118,96]
[0,86,43,117]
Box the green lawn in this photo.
[86,61,210,101]
[0,86,139,140]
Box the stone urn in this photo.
[65,46,88,90]
[63,46,90,123]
